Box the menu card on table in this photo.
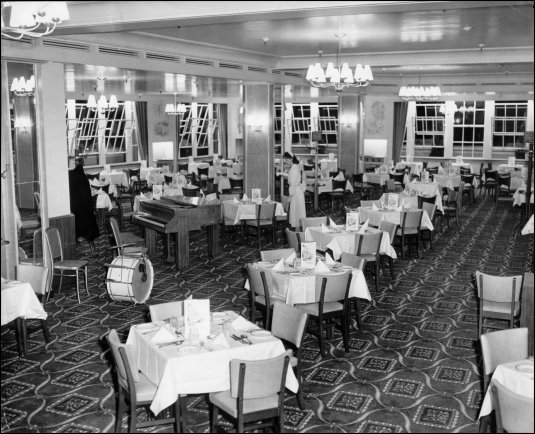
[251,188,262,204]
[301,242,317,269]
[386,193,400,210]
[184,299,210,339]
[153,184,162,200]
[346,212,359,231]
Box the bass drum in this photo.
[106,256,153,304]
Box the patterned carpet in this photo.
[2,193,533,433]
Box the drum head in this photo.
[131,258,153,303]
[106,256,153,304]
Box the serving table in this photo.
[127,311,298,416]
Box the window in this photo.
[492,101,527,148]
[178,103,219,158]
[414,102,445,148]
[291,104,311,146]
[452,100,485,158]
[318,103,338,145]
[273,103,282,156]
[66,100,137,166]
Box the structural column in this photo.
[338,94,360,175]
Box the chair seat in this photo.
[295,301,344,316]
[359,253,377,263]
[120,232,144,244]
[209,390,279,418]
[396,227,418,235]
[483,300,520,315]
[135,371,159,402]
[124,246,148,256]
[55,259,88,270]
[246,220,274,227]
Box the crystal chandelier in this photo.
[165,92,187,116]
[306,34,373,91]
[399,69,441,101]
[1,1,69,40]
[86,77,118,113]
[11,74,35,96]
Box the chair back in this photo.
[164,175,173,185]
[300,216,328,230]
[491,381,534,433]
[129,168,140,179]
[109,217,125,253]
[183,187,198,197]
[107,329,140,391]
[256,202,276,222]
[285,228,301,253]
[44,227,64,262]
[476,271,522,303]
[229,350,291,400]
[427,166,439,175]
[332,179,346,191]
[446,188,461,208]
[198,166,209,176]
[461,174,474,185]
[421,202,437,221]
[379,220,398,245]
[178,163,189,173]
[355,232,383,257]
[219,193,240,202]
[417,195,436,208]
[246,263,273,298]
[229,178,244,190]
[352,173,364,187]
[340,253,366,271]
[271,303,308,348]
[459,166,471,175]
[260,248,294,262]
[480,328,528,378]
[497,174,511,188]
[400,210,423,230]
[389,172,404,183]
[359,200,381,208]
[149,301,184,322]
[485,169,498,181]
[16,264,49,297]
[314,271,352,303]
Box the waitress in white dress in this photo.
[284,152,306,230]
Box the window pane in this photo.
[474,128,484,141]
[475,111,484,124]
[464,128,473,141]
[493,136,502,147]
[453,127,462,141]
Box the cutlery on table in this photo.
[157,340,183,348]
[200,341,215,351]
[231,334,251,345]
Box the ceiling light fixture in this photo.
[399,69,441,101]
[306,34,373,92]
[11,74,35,96]
[86,77,118,113]
[1,1,69,40]
[165,92,186,116]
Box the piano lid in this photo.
[159,196,222,207]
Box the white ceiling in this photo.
[6,1,535,97]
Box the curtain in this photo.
[135,101,148,161]
[217,104,228,158]
[392,101,408,163]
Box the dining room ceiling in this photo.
[33,1,535,96]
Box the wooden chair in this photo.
[285,228,302,253]
[378,220,397,279]
[115,187,135,231]
[260,248,295,262]
[354,232,383,291]
[476,271,523,336]
[182,187,199,197]
[243,203,277,250]
[389,172,405,189]
[395,210,423,259]
[209,350,291,433]
[495,174,514,213]
[340,252,366,330]
[300,216,329,231]
[460,174,476,205]
[246,264,275,330]
[295,272,352,358]
[229,178,244,195]
[149,301,184,322]
[324,179,347,212]
[482,169,498,197]
[420,202,437,250]
[219,194,242,244]
[178,162,189,175]
[128,168,146,195]
[197,166,209,189]
[271,302,309,409]
[442,188,462,231]
[45,227,89,304]
[107,329,183,432]
[491,380,534,433]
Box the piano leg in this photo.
[165,234,174,263]
[175,220,189,270]
[206,223,219,257]
[145,228,159,257]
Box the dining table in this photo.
[433,174,479,190]
[304,225,396,260]
[478,357,534,419]
[513,185,534,208]
[396,161,423,176]
[358,206,434,231]
[99,170,128,187]
[221,199,286,225]
[386,186,443,212]
[363,173,390,186]
[126,310,298,416]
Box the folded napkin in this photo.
[233,197,240,204]
[272,258,285,271]
[329,217,338,227]
[242,193,249,201]
[211,332,230,348]
[335,172,345,181]
[231,316,252,331]
[285,251,296,265]
[321,223,329,233]
[264,194,271,202]
[150,326,176,344]
[325,252,336,266]
[358,219,369,233]
[206,193,217,201]
[372,203,379,211]
[313,260,331,274]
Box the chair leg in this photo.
[75,272,81,303]
[352,298,363,331]
[58,271,63,294]
[41,319,51,342]
[210,402,219,432]
[318,321,326,358]
[84,266,90,296]
[115,387,125,432]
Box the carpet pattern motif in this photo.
[2,194,532,433]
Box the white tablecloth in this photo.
[306,178,354,194]
[100,171,128,187]
[522,215,534,235]
[405,182,443,212]
[513,186,534,207]
[1,278,47,325]
[396,162,423,176]
[222,200,286,225]
[304,226,397,260]
[140,167,162,180]
[479,358,534,418]
[319,159,338,172]
[358,207,434,231]
[146,173,165,187]
[94,191,113,211]
[363,173,390,185]
[127,311,298,415]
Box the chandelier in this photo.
[306,34,373,91]
[86,77,118,113]
[11,74,35,96]
[1,1,69,40]
[399,69,441,101]
[165,92,187,116]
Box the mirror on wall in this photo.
[7,62,43,264]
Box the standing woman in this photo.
[284,152,306,230]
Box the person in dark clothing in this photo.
[68,156,100,248]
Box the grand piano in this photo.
[132,196,221,270]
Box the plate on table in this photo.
[515,364,534,373]
[178,344,202,353]
[250,330,272,338]
[136,323,159,330]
